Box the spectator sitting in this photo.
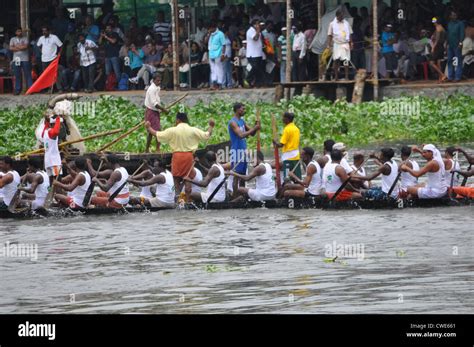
[130,42,162,89]
[0,52,11,76]
[156,43,173,89]
[124,42,144,88]
[60,46,81,92]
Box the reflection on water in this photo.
[0,206,472,313]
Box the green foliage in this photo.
[1,94,473,155]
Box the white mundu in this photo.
[43,130,61,170]
[445,159,461,187]
[30,170,50,209]
[202,163,226,203]
[322,162,343,193]
[306,160,323,196]
[248,162,276,201]
[2,170,20,206]
[109,167,130,205]
[381,160,399,198]
[155,170,175,204]
[400,159,419,190]
[70,171,91,208]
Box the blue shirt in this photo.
[86,25,100,43]
[228,117,248,174]
[447,20,465,48]
[208,30,225,60]
[128,49,145,69]
[381,31,395,53]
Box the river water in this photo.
[0,205,472,314]
[1,145,473,314]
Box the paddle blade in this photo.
[82,182,96,207]
[7,189,22,213]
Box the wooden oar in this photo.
[387,171,402,199]
[18,128,123,158]
[108,161,147,203]
[82,159,105,207]
[256,107,261,152]
[460,164,471,187]
[43,174,60,209]
[164,92,189,112]
[97,121,145,152]
[329,157,369,203]
[7,185,24,213]
[448,152,459,197]
[206,156,247,206]
[271,114,282,190]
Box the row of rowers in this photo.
[0,142,473,211]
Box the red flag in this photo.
[26,54,60,95]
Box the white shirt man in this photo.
[37,33,63,63]
[144,80,161,112]
[292,31,307,59]
[246,25,263,58]
[77,39,97,67]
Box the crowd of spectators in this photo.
[1,0,473,94]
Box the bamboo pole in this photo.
[285,0,292,100]
[317,0,323,81]
[18,128,124,158]
[372,0,379,100]
[97,121,145,152]
[171,0,180,91]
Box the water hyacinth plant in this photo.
[0,94,472,155]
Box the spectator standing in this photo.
[208,22,226,90]
[381,24,397,78]
[9,27,33,95]
[153,11,171,45]
[100,24,121,85]
[51,7,70,42]
[292,24,307,81]
[77,32,98,93]
[446,10,465,82]
[263,21,277,85]
[223,27,233,88]
[37,26,63,72]
[84,15,100,44]
[429,17,447,83]
[327,10,352,81]
[246,19,264,87]
[277,27,288,83]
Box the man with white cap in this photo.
[332,142,354,174]
[327,9,353,81]
[400,144,447,199]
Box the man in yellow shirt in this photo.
[145,112,215,201]
[273,112,302,179]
